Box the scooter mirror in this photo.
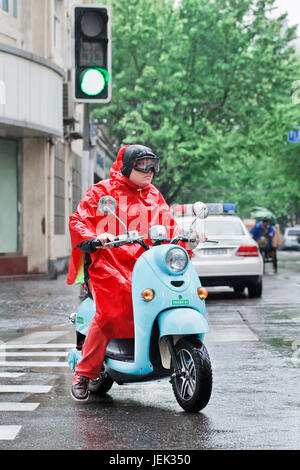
[98,196,117,215]
[192,201,209,219]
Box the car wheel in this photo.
[248,279,262,298]
[233,286,245,294]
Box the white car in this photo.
[281,226,300,250]
[174,209,263,298]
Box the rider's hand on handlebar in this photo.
[194,231,207,243]
[96,232,115,246]
[188,230,207,250]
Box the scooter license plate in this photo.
[201,248,228,255]
[172,299,189,306]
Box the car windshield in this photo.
[287,229,300,236]
[204,219,246,236]
[175,216,246,236]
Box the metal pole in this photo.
[82,103,91,195]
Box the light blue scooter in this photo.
[68,198,213,412]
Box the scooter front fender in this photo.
[157,307,210,339]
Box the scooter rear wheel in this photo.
[88,370,114,396]
[171,336,212,412]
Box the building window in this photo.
[12,0,17,17]
[54,0,61,50]
[1,0,18,17]
[2,0,9,12]
[54,142,65,235]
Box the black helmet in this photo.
[121,144,160,178]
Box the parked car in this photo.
[281,226,300,250]
[173,205,263,297]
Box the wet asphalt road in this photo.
[0,250,299,451]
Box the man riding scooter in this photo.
[250,217,277,272]
[67,144,206,402]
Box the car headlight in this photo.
[166,248,188,273]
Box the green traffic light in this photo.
[80,68,109,96]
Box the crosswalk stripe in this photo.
[0,372,25,378]
[0,343,74,349]
[4,331,70,344]
[0,425,22,441]
[0,425,22,440]
[0,338,71,442]
[0,342,71,368]
[0,361,68,368]
[0,385,52,393]
[0,352,68,357]
[0,402,40,411]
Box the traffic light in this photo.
[73,5,111,103]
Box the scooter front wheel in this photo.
[171,336,212,412]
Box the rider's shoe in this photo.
[71,375,89,402]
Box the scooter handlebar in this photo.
[103,235,145,248]
[171,236,219,246]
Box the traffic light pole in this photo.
[82,103,93,195]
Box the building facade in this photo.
[0,0,88,278]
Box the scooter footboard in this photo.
[157,307,210,338]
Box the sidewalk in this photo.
[0,274,80,332]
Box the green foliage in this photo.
[93,0,300,219]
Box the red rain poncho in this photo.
[67,145,184,340]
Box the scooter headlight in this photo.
[166,248,188,273]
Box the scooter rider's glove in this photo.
[96,232,116,246]
[77,239,102,253]
[77,233,115,253]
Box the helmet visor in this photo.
[133,156,160,174]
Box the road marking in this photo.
[0,343,74,349]
[0,343,72,368]
[0,402,40,411]
[0,372,25,378]
[0,341,61,442]
[0,351,68,357]
[4,331,69,344]
[0,361,68,368]
[0,425,21,440]
[0,385,52,393]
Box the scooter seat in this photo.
[106,338,134,362]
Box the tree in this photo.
[92,0,299,218]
